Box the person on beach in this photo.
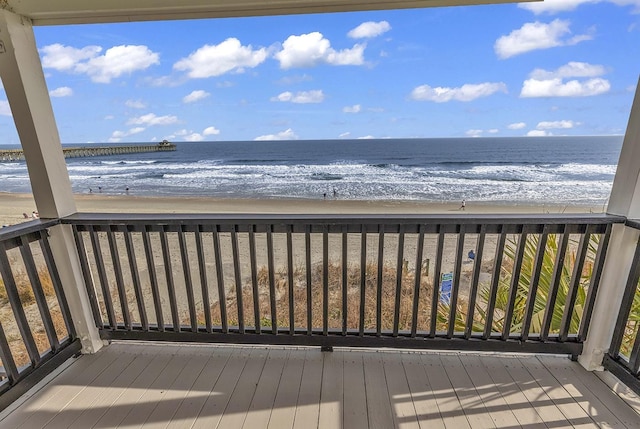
[31,211,38,219]
[460,199,466,210]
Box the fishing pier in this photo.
[0,141,176,161]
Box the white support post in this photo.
[580,78,640,370]
[0,10,102,353]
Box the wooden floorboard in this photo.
[2,342,639,429]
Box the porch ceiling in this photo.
[4,0,539,25]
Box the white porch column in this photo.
[580,78,640,370]
[0,10,103,353]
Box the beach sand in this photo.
[0,192,604,228]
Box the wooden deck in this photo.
[1,342,639,428]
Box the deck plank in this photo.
[519,356,600,428]
[292,349,323,429]
[318,350,344,429]
[4,342,640,429]
[242,348,289,429]
[363,351,395,429]
[421,353,471,429]
[267,349,304,429]
[31,348,137,429]
[2,343,123,429]
[343,352,369,429]
[459,355,520,428]
[213,347,269,429]
[93,348,176,428]
[166,347,233,429]
[440,354,495,428]
[382,352,419,428]
[401,353,445,429]
[479,355,547,428]
[116,346,190,429]
[539,356,640,429]
[190,347,251,429]
[501,355,570,427]
[56,345,154,428]
[138,349,212,428]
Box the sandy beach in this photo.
[0,192,605,228]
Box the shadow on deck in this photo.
[1,342,639,428]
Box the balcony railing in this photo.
[0,212,634,409]
[0,220,79,410]
[604,218,640,392]
[64,213,619,357]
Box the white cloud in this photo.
[275,32,365,69]
[0,100,11,116]
[183,90,211,104]
[527,130,551,137]
[357,135,375,139]
[254,128,299,141]
[184,133,205,142]
[41,44,159,83]
[271,90,325,103]
[466,129,484,137]
[529,62,607,80]
[174,38,267,78]
[522,62,611,97]
[104,115,115,120]
[488,129,499,134]
[203,126,221,136]
[127,113,179,126]
[343,104,362,113]
[520,0,640,15]
[348,21,392,39]
[494,20,592,59]
[508,122,527,130]
[49,86,73,97]
[339,132,351,138]
[537,120,578,129]
[411,82,507,102]
[108,126,146,142]
[521,77,610,97]
[125,99,146,109]
[40,44,102,71]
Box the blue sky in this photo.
[1,0,639,143]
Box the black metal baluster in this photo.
[376,225,385,337]
[107,230,131,330]
[212,226,227,333]
[448,225,465,339]
[541,227,570,341]
[521,226,550,341]
[411,225,425,338]
[464,225,486,339]
[502,226,527,341]
[393,225,405,337]
[178,229,198,333]
[429,228,445,337]
[483,228,506,340]
[19,236,59,350]
[579,224,612,341]
[142,230,164,331]
[231,226,244,334]
[195,229,212,333]
[89,229,116,329]
[160,230,180,332]
[124,231,148,332]
[559,226,591,341]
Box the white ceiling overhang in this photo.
[3,0,540,25]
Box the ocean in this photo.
[0,136,624,206]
